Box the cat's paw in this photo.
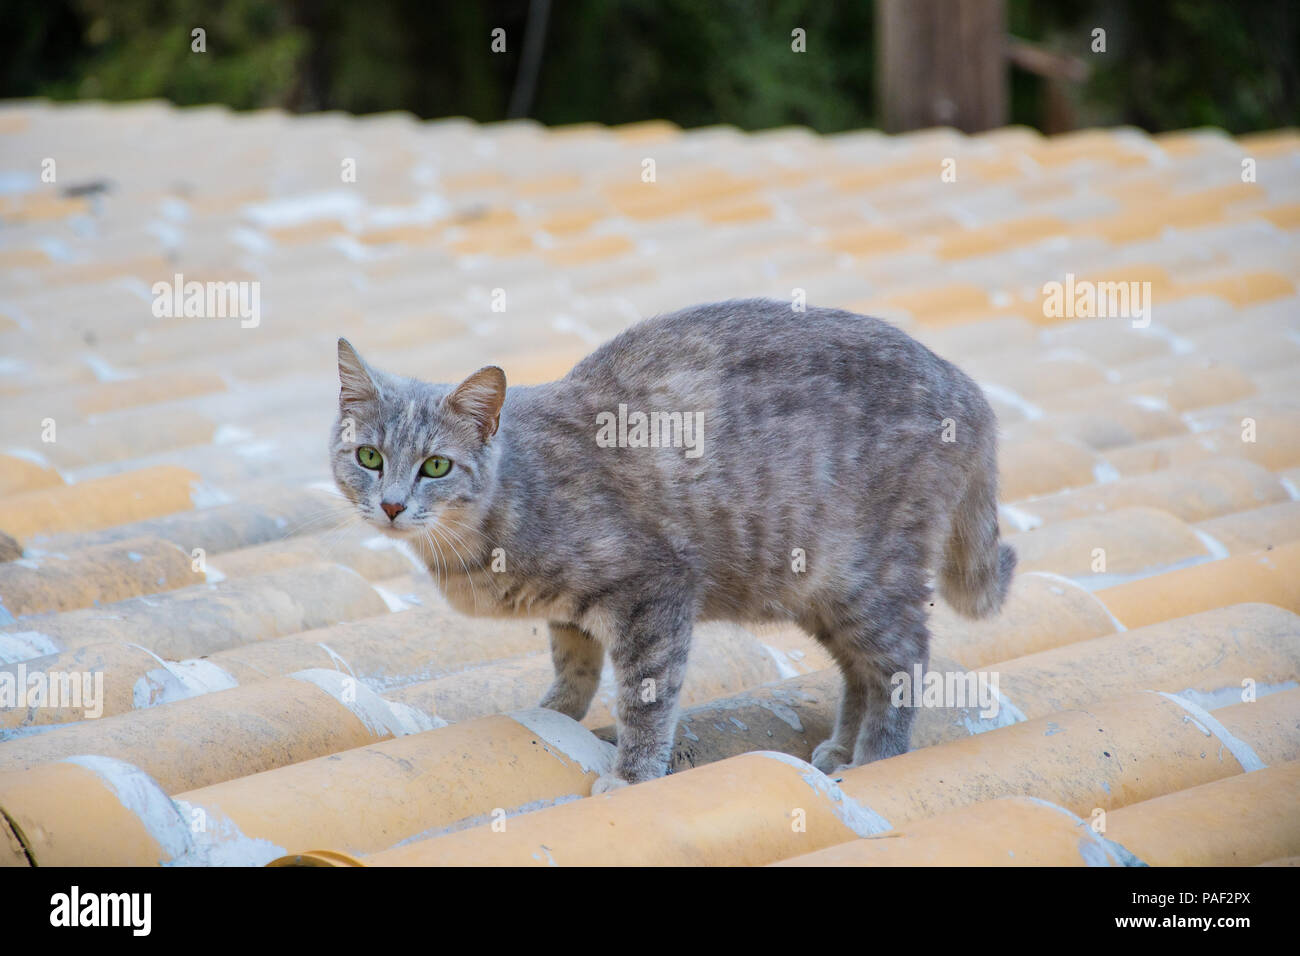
[810,740,852,774]
[591,772,631,795]
[537,691,586,722]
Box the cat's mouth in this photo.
[368,511,420,536]
[364,503,441,539]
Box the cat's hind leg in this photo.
[812,600,930,772]
[809,634,871,773]
[538,621,605,721]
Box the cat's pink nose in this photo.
[381,501,406,521]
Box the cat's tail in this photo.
[939,464,1016,619]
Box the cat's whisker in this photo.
[429,524,465,601]
[431,517,485,570]
[430,520,482,612]
[437,513,523,573]
[292,505,361,547]
[432,528,454,597]
[422,524,450,592]
[313,511,366,565]
[277,503,357,542]
[412,524,433,585]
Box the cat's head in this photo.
[329,338,506,538]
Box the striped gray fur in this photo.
[330,298,1015,791]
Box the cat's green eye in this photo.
[357,446,383,470]
[420,456,452,479]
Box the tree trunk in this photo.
[877,0,1008,133]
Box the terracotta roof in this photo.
[1,100,1298,867]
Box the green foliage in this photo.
[38,0,308,109]
[530,0,874,131]
[1,0,1296,133]
[1073,0,1300,132]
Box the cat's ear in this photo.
[447,366,506,441]
[338,338,379,407]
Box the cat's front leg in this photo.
[538,621,604,721]
[591,596,693,794]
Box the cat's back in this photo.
[493,299,1001,625]
[563,298,970,413]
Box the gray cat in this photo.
[330,298,1015,792]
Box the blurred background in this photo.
[3,0,1297,135]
